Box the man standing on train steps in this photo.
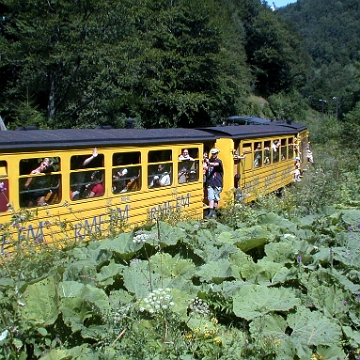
[204,148,223,219]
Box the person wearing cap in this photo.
[204,148,223,218]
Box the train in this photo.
[0,119,309,255]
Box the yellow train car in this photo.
[0,121,309,254]
[206,123,309,203]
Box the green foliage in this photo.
[2,196,360,359]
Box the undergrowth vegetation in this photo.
[1,117,360,359]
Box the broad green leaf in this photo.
[249,313,287,340]
[264,241,296,264]
[149,252,195,278]
[287,306,342,348]
[157,221,187,246]
[59,281,110,335]
[122,260,158,298]
[316,345,347,360]
[41,344,96,360]
[96,260,125,286]
[233,285,299,320]
[20,275,59,326]
[196,259,232,284]
[234,226,275,252]
[308,284,348,319]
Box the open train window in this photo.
[177,148,199,184]
[0,161,9,212]
[289,137,294,159]
[112,152,141,194]
[71,151,104,170]
[254,142,262,168]
[19,157,61,207]
[70,170,104,200]
[264,141,271,165]
[148,163,173,188]
[148,150,172,163]
[280,139,287,160]
[273,139,280,163]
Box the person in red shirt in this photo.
[85,171,104,197]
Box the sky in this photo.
[272,0,297,8]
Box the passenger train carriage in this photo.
[0,121,309,254]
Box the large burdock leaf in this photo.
[20,275,59,326]
[233,285,299,320]
[96,260,125,286]
[264,241,297,264]
[196,259,232,284]
[149,252,195,279]
[123,260,158,299]
[249,313,287,339]
[287,306,342,357]
[234,226,275,252]
[41,344,96,360]
[308,284,348,319]
[59,281,110,335]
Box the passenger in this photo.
[112,154,129,193]
[233,151,246,161]
[294,163,301,182]
[203,152,209,182]
[306,146,315,166]
[82,147,98,167]
[272,140,280,161]
[149,164,171,188]
[204,148,223,219]
[178,149,195,161]
[85,171,104,197]
[23,158,54,206]
[264,145,271,165]
[254,143,262,167]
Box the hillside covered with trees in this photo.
[279,0,360,119]
[0,0,309,129]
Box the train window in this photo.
[254,142,262,168]
[178,161,199,184]
[178,148,198,160]
[112,152,142,194]
[273,139,280,163]
[113,152,141,166]
[148,163,173,188]
[0,161,9,212]
[70,170,104,200]
[148,150,172,163]
[289,138,294,159]
[280,139,287,160]
[71,150,104,170]
[19,157,61,207]
[264,141,271,165]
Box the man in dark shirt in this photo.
[204,148,223,218]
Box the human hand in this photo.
[92,148,98,157]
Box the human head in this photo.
[91,171,102,182]
[39,158,53,171]
[157,164,165,172]
[209,148,219,158]
[182,149,189,156]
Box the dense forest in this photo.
[279,0,360,119]
[0,0,359,131]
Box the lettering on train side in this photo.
[13,205,131,245]
[264,171,278,188]
[281,167,293,182]
[243,177,260,193]
[74,205,130,240]
[149,193,191,220]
